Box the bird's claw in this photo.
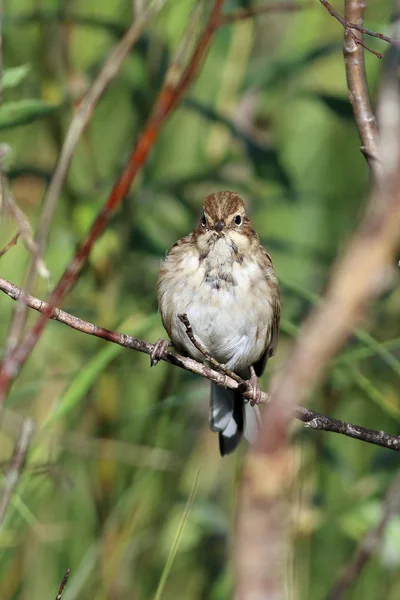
[248,380,262,406]
[150,338,169,367]
[239,370,263,406]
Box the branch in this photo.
[343,0,381,177]
[319,0,400,57]
[1,276,400,453]
[0,0,224,405]
[325,473,400,600]
[0,418,35,528]
[177,313,243,384]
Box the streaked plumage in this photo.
[158,191,280,455]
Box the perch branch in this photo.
[343,0,381,177]
[1,276,400,453]
[0,0,224,405]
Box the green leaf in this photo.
[0,99,58,130]
[3,64,30,89]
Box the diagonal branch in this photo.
[178,312,243,384]
[1,275,400,453]
[0,0,225,406]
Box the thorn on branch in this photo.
[0,232,20,259]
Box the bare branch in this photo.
[1,276,400,453]
[297,407,400,451]
[343,0,380,176]
[178,312,243,384]
[325,473,400,600]
[0,418,35,528]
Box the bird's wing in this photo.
[253,246,280,377]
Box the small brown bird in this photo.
[157,191,280,455]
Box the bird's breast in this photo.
[159,240,274,371]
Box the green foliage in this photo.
[0,1,399,599]
[0,99,59,130]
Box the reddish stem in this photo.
[0,0,224,403]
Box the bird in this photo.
[156,190,280,456]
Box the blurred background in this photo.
[1,0,400,598]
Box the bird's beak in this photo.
[215,221,224,233]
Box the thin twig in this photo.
[4,0,167,358]
[1,276,400,453]
[55,568,71,600]
[0,0,224,405]
[0,418,35,528]
[325,473,400,600]
[178,313,243,384]
[319,0,400,56]
[0,232,19,259]
[343,0,381,176]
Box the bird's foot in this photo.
[150,338,169,367]
[240,367,262,406]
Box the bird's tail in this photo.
[209,382,260,456]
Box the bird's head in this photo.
[194,191,257,254]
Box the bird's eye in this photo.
[201,215,206,227]
[234,215,242,225]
